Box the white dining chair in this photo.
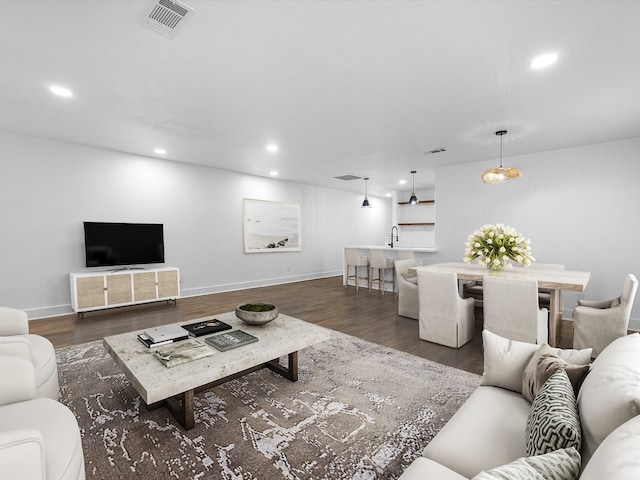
[482,276,548,344]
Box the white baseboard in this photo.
[26,270,342,320]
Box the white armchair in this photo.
[482,276,548,344]
[0,355,85,480]
[394,259,423,319]
[418,270,475,348]
[573,274,638,357]
[0,307,59,400]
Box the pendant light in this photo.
[408,170,418,205]
[361,177,371,208]
[481,130,523,184]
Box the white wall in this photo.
[0,131,391,318]
[435,136,640,328]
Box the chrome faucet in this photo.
[389,225,399,248]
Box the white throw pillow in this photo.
[577,333,640,464]
[481,330,592,394]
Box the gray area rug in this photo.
[57,331,480,479]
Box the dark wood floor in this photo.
[30,276,575,376]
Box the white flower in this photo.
[462,224,534,269]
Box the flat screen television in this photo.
[84,222,165,268]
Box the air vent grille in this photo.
[143,0,194,38]
[333,174,363,181]
[425,148,447,155]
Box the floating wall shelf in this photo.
[397,199,435,205]
[398,222,435,226]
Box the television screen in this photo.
[84,222,165,268]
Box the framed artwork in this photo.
[243,199,301,253]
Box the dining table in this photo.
[413,262,591,347]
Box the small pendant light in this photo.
[361,177,371,208]
[481,130,523,184]
[408,171,418,205]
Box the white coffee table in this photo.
[103,311,331,430]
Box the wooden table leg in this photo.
[151,389,195,430]
[548,289,563,347]
[266,351,299,382]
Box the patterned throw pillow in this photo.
[471,447,581,480]
[526,369,581,456]
[522,344,590,403]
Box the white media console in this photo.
[70,266,180,316]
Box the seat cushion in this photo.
[422,386,530,478]
[399,457,467,480]
[580,413,640,478]
[0,397,84,480]
[577,333,640,465]
[23,334,59,400]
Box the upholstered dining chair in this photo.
[463,262,565,309]
[573,273,638,357]
[396,250,415,260]
[394,259,423,319]
[345,248,368,291]
[482,276,548,344]
[0,307,59,400]
[368,249,395,294]
[418,270,475,348]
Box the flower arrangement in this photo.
[463,224,535,271]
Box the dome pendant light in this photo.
[408,170,418,205]
[361,177,371,208]
[481,130,523,184]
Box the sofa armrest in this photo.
[0,356,37,405]
[0,307,29,335]
[0,337,32,360]
[0,429,46,480]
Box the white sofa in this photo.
[399,330,640,479]
[0,355,85,480]
[0,307,59,400]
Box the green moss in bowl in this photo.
[235,303,279,325]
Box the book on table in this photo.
[153,339,215,368]
[143,324,190,343]
[138,324,189,348]
[181,319,232,337]
[205,330,259,352]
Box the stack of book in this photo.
[138,324,189,348]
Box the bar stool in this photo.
[368,249,395,294]
[345,248,368,291]
[396,250,415,260]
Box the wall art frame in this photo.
[243,199,301,253]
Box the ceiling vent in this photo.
[424,148,447,155]
[142,0,194,38]
[333,174,363,181]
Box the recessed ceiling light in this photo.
[49,85,73,97]
[385,193,392,197]
[154,148,166,155]
[270,170,279,176]
[530,53,558,69]
[266,144,279,152]
[399,179,407,185]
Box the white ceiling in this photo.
[2,0,640,196]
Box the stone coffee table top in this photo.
[103,311,331,429]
